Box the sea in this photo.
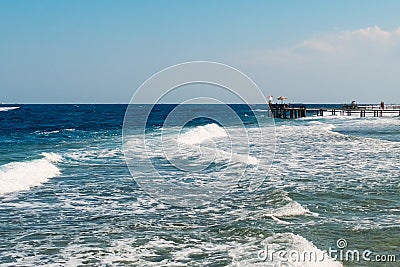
[0,104,398,266]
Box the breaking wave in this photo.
[0,106,19,112]
[177,123,228,145]
[260,233,343,267]
[0,152,62,195]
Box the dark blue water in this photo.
[0,104,398,266]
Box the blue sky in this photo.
[1,0,400,103]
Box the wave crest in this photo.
[272,201,317,218]
[177,123,228,145]
[0,106,19,112]
[0,152,62,195]
[260,233,343,267]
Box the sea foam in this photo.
[263,199,318,225]
[177,123,228,145]
[271,201,318,218]
[176,123,259,165]
[0,152,62,195]
[260,233,343,267]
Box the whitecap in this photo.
[0,106,19,112]
[177,123,228,145]
[260,233,343,267]
[271,201,318,218]
[0,152,62,195]
[229,233,342,267]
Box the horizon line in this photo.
[2,102,397,105]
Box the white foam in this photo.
[277,122,336,135]
[65,148,122,161]
[260,233,343,267]
[16,232,342,267]
[222,150,259,166]
[269,215,293,225]
[99,237,180,266]
[35,128,77,135]
[177,123,228,145]
[0,106,19,112]
[200,147,259,166]
[271,201,318,218]
[261,200,318,224]
[144,123,260,169]
[308,121,336,131]
[0,152,62,195]
[41,152,63,162]
[36,130,60,135]
[229,233,342,266]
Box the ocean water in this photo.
[0,104,399,266]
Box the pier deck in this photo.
[270,107,400,119]
[322,108,400,117]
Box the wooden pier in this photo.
[270,107,307,119]
[270,106,400,119]
[326,108,400,118]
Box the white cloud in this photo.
[240,26,400,103]
[249,26,400,64]
[340,25,400,43]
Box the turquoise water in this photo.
[0,104,398,266]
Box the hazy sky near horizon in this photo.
[1,0,400,103]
